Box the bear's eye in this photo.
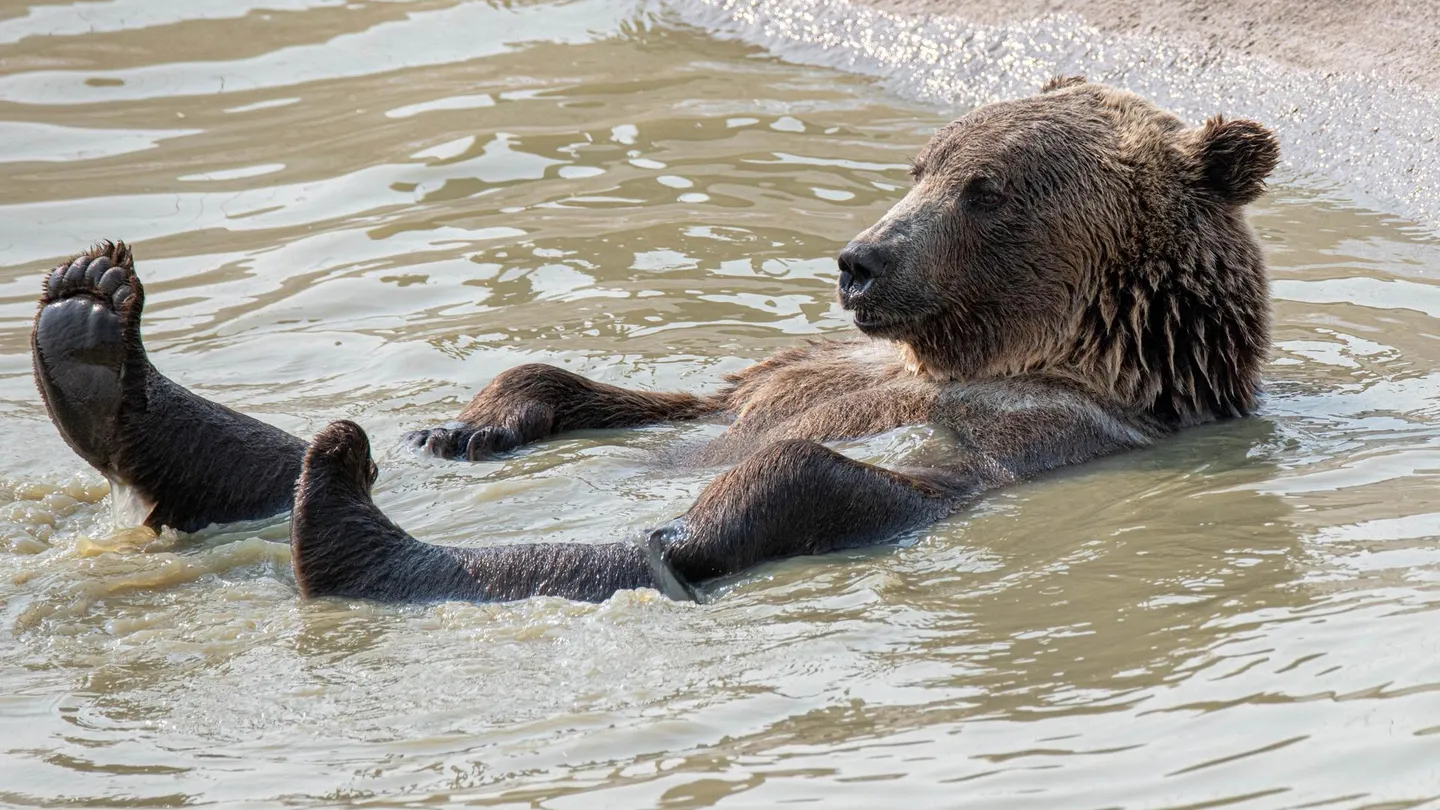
[963,175,1006,210]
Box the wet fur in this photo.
[415,84,1276,458]
[294,421,680,603]
[33,78,1280,604]
[32,242,305,533]
[847,81,1274,426]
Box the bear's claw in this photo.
[42,241,139,309]
[404,422,523,461]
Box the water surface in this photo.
[2,1,1440,806]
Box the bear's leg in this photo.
[657,439,974,583]
[291,429,972,605]
[406,364,719,461]
[291,421,681,603]
[32,242,307,533]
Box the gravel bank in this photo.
[668,0,1440,232]
[862,0,1440,90]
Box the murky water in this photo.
[2,1,1440,806]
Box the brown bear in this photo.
[31,76,1278,604]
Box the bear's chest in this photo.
[721,341,941,442]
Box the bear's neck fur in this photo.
[895,213,1270,428]
[1070,228,1270,426]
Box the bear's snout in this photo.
[837,239,890,307]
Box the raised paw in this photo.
[403,422,524,461]
[293,420,408,600]
[32,241,148,472]
[41,241,140,308]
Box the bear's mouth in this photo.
[851,310,907,334]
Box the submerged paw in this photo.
[403,422,521,461]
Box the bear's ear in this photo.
[1186,115,1280,204]
[1041,75,1086,93]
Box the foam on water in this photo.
[106,477,154,529]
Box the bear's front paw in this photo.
[403,422,523,461]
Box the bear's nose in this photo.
[837,240,887,298]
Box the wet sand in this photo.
[862,0,1440,91]
[672,0,1440,232]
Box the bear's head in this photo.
[839,77,1278,424]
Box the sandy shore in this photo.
[860,0,1440,91]
[669,0,1440,231]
